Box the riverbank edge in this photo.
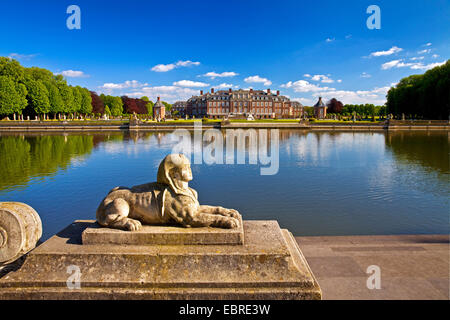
[0,121,448,131]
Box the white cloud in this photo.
[418,49,431,54]
[360,72,371,78]
[215,83,237,89]
[172,80,209,87]
[281,80,333,93]
[337,79,342,83]
[283,77,391,105]
[151,60,200,72]
[124,86,198,103]
[310,74,335,83]
[151,63,176,72]
[382,59,445,71]
[345,34,352,39]
[370,46,403,57]
[8,53,37,60]
[151,64,176,72]
[100,80,147,90]
[58,70,89,78]
[326,38,335,43]
[424,43,432,47]
[200,71,238,79]
[244,75,272,86]
[410,61,446,70]
[176,60,200,67]
[303,74,311,78]
[410,56,425,61]
[381,59,404,70]
[432,54,439,59]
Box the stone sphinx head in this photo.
[157,154,194,198]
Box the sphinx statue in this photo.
[96,154,241,231]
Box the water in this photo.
[0,130,448,241]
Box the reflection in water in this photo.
[386,131,449,174]
[0,129,448,239]
[0,134,94,192]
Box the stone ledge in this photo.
[81,217,244,246]
[0,220,321,300]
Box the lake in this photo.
[0,129,448,241]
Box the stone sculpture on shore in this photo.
[96,154,241,231]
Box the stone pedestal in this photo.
[0,220,321,300]
[82,216,244,246]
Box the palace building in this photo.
[171,101,187,118]
[186,88,303,119]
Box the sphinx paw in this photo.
[222,217,240,229]
[125,219,142,231]
[226,209,241,219]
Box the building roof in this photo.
[314,97,326,108]
[154,98,165,109]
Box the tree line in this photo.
[303,100,386,118]
[386,60,449,120]
[0,57,172,119]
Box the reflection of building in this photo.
[313,97,327,119]
[153,97,166,120]
[186,88,303,119]
[172,101,187,117]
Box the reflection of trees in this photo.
[385,131,449,174]
[0,134,94,192]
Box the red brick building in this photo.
[313,97,327,119]
[153,97,166,120]
[172,101,187,118]
[186,88,303,119]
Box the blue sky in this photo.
[1,0,449,104]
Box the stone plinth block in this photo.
[0,220,321,300]
[82,216,244,246]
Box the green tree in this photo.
[71,86,82,115]
[44,82,64,115]
[57,82,74,115]
[0,57,25,82]
[162,101,172,113]
[0,76,28,116]
[104,105,111,116]
[141,96,153,115]
[23,78,51,115]
[79,87,93,115]
[101,94,123,116]
[387,60,450,119]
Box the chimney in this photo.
[200,90,203,95]
[229,88,232,93]
[211,88,214,93]
[267,88,271,94]
[157,96,160,101]
[277,90,280,96]
[250,88,253,93]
